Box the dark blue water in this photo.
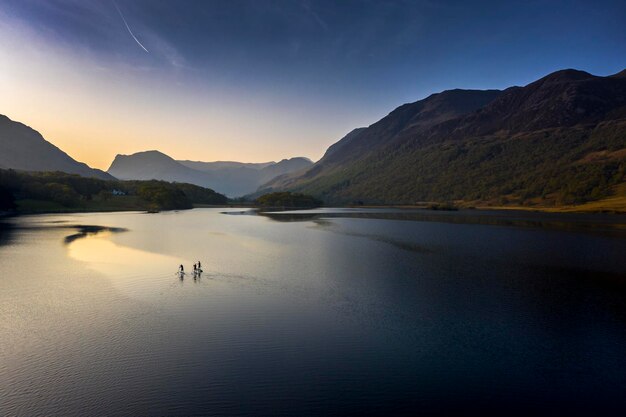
[0,208,625,416]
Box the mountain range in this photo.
[2,67,624,209]
[0,115,112,180]
[0,113,311,198]
[258,69,626,207]
[107,151,312,197]
[178,160,275,171]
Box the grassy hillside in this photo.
[259,69,626,211]
[297,122,625,206]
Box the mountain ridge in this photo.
[108,151,312,197]
[178,160,276,171]
[0,114,113,180]
[257,68,626,207]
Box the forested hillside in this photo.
[0,169,227,212]
[258,69,626,209]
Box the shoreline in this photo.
[0,204,248,217]
[349,204,625,215]
[351,195,626,214]
[2,204,624,218]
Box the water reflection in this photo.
[0,221,14,246]
[244,208,626,237]
[2,208,626,416]
[176,269,204,283]
[312,219,433,253]
[68,232,177,271]
[63,225,127,244]
[65,227,188,299]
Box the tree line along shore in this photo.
[0,169,325,214]
[1,168,623,215]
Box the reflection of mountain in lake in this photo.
[63,225,128,244]
[0,221,14,246]
[252,208,626,236]
[2,209,626,416]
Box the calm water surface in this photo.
[0,208,625,416]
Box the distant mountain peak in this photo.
[117,149,172,158]
[139,150,167,155]
[0,114,113,180]
[277,157,312,163]
[108,150,313,197]
[536,68,594,84]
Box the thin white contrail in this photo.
[113,1,149,53]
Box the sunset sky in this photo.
[1,0,625,169]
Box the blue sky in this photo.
[1,0,625,168]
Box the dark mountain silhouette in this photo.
[258,69,626,207]
[258,157,312,182]
[257,89,503,196]
[108,151,312,197]
[611,69,626,79]
[0,114,113,180]
[108,150,206,183]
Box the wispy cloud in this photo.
[300,0,329,33]
[0,0,186,70]
[113,0,149,53]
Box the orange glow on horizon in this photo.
[0,12,362,170]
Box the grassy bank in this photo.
[352,196,626,214]
[475,196,626,214]
[472,184,626,214]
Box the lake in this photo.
[1,208,625,416]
